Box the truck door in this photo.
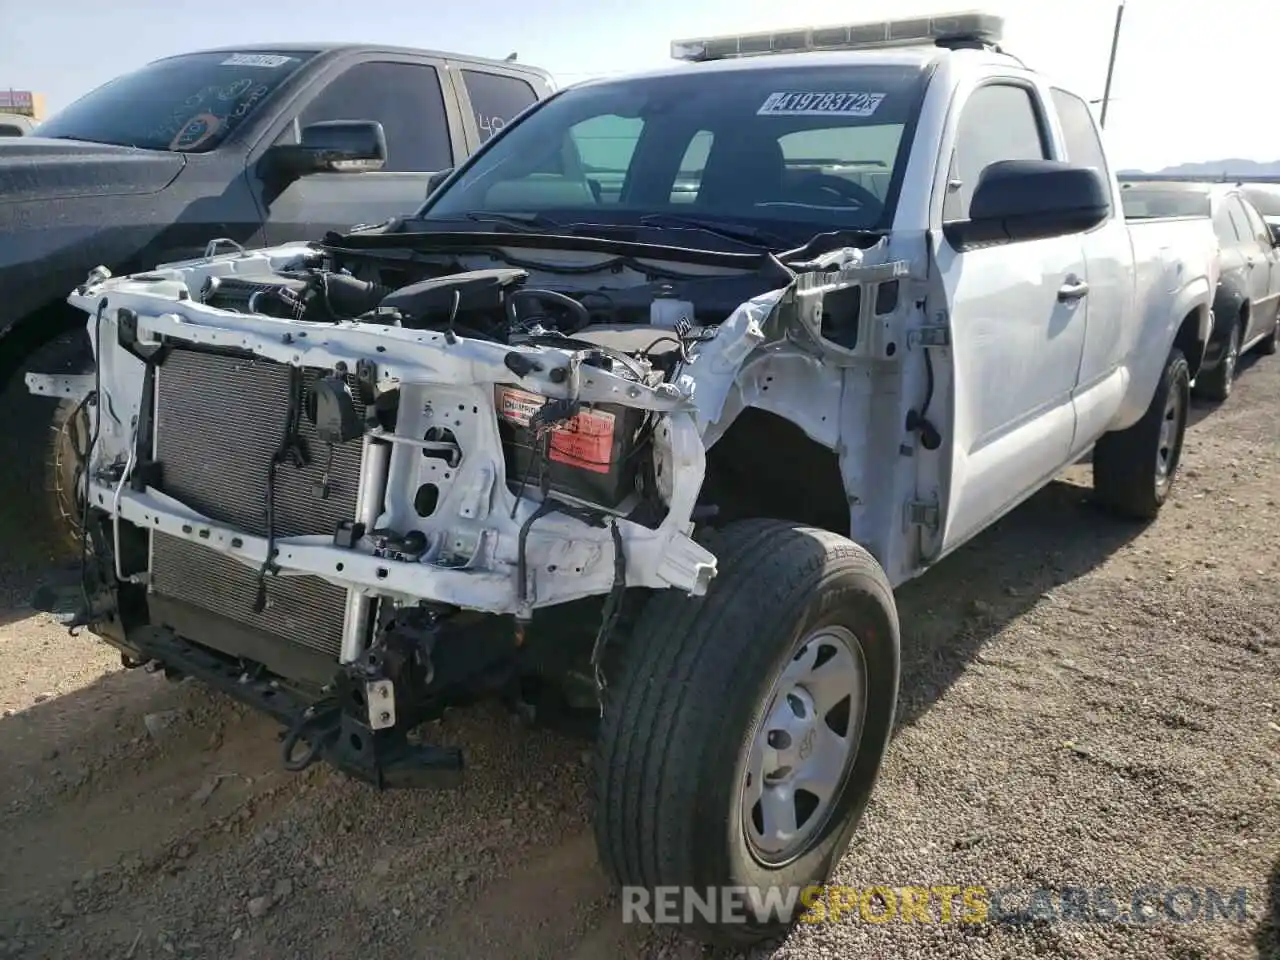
[1233,196,1280,343]
[251,58,468,243]
[932,80,1090,554]
[1049,86,1131,455]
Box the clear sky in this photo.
[1,0,1276,172]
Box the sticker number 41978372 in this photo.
[757,91,886,118]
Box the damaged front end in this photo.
[26,232,816,788]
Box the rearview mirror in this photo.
[944,159,1110,249]
[426,167,454,197]
[267,120,387,179]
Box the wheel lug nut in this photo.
[767,730,792,750]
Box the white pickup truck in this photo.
[29,11,1217,949]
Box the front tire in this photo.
[594,519,900,949]
[23,329,96,556]
[1093,346,1190,520]
[1194,317,1240,401]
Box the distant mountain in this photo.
[1120,159,1280,177]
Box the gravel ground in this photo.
[0,349,1276,960]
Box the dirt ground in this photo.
[0,349,1276,960]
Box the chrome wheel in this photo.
[741,626,866,866]
[1155,377,1183,487]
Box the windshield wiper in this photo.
[460,211,562,232]
[636,214,792,250]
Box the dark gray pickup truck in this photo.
[0,43,552,539]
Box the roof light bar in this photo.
[670,10,1004,62]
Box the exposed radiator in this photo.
[148,349,366,661]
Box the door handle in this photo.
[1058,278,1089,302]
[1246,256,1257,267]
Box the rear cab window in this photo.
[1050,87,1111,193]
[1119,185,1211,221]
[461,70,539,143]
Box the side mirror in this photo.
[267,120,387,179]
[945,159,1111,249]
[426,167,454,198]
[1268,223,1280,247]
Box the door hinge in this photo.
[906,499,940,531]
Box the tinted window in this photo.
[1213,199,1242,246]
[298,61,452,172]
[1050,88,1109,178]
[1119,185,1211,219]
[421,63,929,241]
[462,70,538,143]
[944,84,1047,221]
[1242,185,1280,218]
[35,50,315,152]
[1237,196,1272,243]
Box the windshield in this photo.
[419,63,929,243]
[1119,185,1211,219]
[1242,185,1280,218]
[34,50,315,152]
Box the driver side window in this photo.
[277,61,454,173]
[944,83,1049,222]
[567,114,645,204]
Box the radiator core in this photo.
[148,349,365,661]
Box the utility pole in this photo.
[1099,1,1126,128]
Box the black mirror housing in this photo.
[1268,222,1280,247]
[268,120,388,179]
[426,167,454,198]
[945,160,1111,248]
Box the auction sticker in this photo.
[496,386,616,474]
[220,54,297,68]
[757,91,886,117]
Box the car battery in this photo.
[494,383,648,510]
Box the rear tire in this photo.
[1194,317,1240,401]
[1093,347,1190,520]
[594,519,900,949]
[1259,312,1278,356]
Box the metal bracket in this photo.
[906,499,940,531]
[25,373,95,403]
[908,324,951,348]
[367,678,396,730]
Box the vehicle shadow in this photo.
[1257,855,1279,959]
[1188,350,1266,428]
[891,474,1142,729]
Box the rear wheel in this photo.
[594,519,900,948]
[1093,347,1190,520]
[1259,311,1278,356]
[1194,317,1241,401]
